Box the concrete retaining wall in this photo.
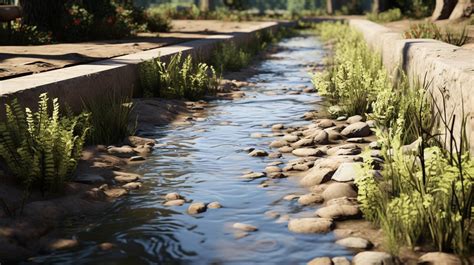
[0,21,285,113]
[349,19,474,153]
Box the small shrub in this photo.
[140,53,219,100]
[83,92,134,145]
[143,8,171,32]
[366,8,403,23]
[60,3,94,42]
[0,93,90,193]
[211,41,251,72]
[0,20,51,45]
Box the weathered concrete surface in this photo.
[349,19,474,153]
[0,21,284,113]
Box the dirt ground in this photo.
[0,20,268,80]
[382,17,474,50]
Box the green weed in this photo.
[366,8,403,23]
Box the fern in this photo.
[0,93,90,193]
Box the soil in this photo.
[0,20,270,80]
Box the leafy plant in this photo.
[404,22,468,46]
[0,20,51,45]
[143,8,172,32]
[0,93,90,194]
[140,53,220,100]
[366,8,403,23]
[211,41,251,72]
[82,92,134,145]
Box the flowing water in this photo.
[28,34,353,265]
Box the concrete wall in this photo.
[0,21,285,113]
[349,19,474,153]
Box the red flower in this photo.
[73,18,81,25]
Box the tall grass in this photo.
[366,8,403,23]
[211,41,251,72]
[404,22,469,46]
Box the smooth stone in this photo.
[371,150,383,159]
[251,133,264,138]
[313,130,330,144]
[107,146,136,158]
[249,149,268,157]
[292,148,324,157]
[278,146,294,153]
[164,199,185,206]
[317,119,335,129]
[352,251,395,265]
[114,175,139,183]
[332,257,351,265]
[303,87,316,93]
[234,231,249,239]
[293,164,309,171]
[165,192,183,201]
[264,210,280,219]
[125,136,155,147]
[347,115,364,124]
[307,257,332,265]
[48,239,79,251]
[316,204,361,220]
[326,197,358,206]
[300,167,335,186]
[418,252,462,265]
[322,183,357,201]
[341,122,371,138]
[288,218,334,233]
[326,129,343,141]
[129,155,145,161]
[240,172,266,180]
[208,201,222,209]
[270,140,288,148]
[332,162,360,182]
[267,161,283,166]
[336,116,347,121]
[283,194,301,201]
[291,138,314,148]
[122,182,142,190]
[232,223,258,232]
[268,172,286,179]
[268,152,282,158]
[303,112,316,120]
[298,193,324,205]
[187,202,207,214]
[283,134,299,142]
[336,237,373,249]
[99,242,116,251]
[104,188,128,198]
[346,137,368,143]
[275,214,290,223]
[369,141,381,150]
[265,166,282,173]
[366,120,376,128]
[271,124,285,131]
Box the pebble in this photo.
[275,214,290,223]
[251,133,264,138]
[282,134,299,142]
[99,242,116,251]
[47,239,79,251]
[331,162,361,182]
[268,152,282,158]
[341,122,371,138]
[352,251,394,265]
[369,141,381,150]
[232,223,258,232]
[288,218,334,233]
[300,167,335,186]
[114,175,140,183]
[336,116,347,121]
[292,148,324,157]
[317,119,335,129]
[322,183,357,201]
[335,237,373,249]
[346,137,368,143]
[332,257,351,265]
[307,257,332,265]
[122,182,142,190]
[316,204,361,220]
[187,202,207,214]
[234,231,250,239]
[165,192,183,201]
[240,172,266,180]
[264,210,280,219]
[104,188,128,198]
[249,149,268,157]
[271,124,285,131]
[269,140,288,148]
[164,199,185,206]
[129,155,145,161]
[278,146,294,153]
[347,115,364,124]
[291,138,314,148]
[283,194,300,201]
[313,130,330,144]
[207,201,222,209]
[298,193,324,205]
[267,161,283,166]
[418,252,462,265]
[265,166,282,173]
[107,146,136,158]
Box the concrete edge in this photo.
[0,21,292,112]
[348,18,474,153]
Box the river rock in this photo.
[104,188,128,198]
[317,119,335,129]
[369,141,381,150]
[122,182,142,190]
[270,140,288,148]
[107,146,137,158]
[268,152,282,158]
[288,218,334,233]
[326,197,358,206]
[47,239,79,251]
[303,112,316,120]
[165,192,183,201]
[352,251,394,265]
[418,252,462,265]
[322,183,357,201]
[129,155,145,162]
[347,115,364,124]
[268,172,286,179]
[240,172,266,180]
[264,210,281,219]
[316,204,361,220]
[164,199,185,206]
[300,167,335,186]
[188,202,207,214]
[336,237,373,249]
[208,201,222,209]
[336,116,347,121]
[307,257,332,265]
[326,129,343,141]
[232,223,258,232]
[341,122,371,138]
[292,148,323,157]
[99,242,116,251]
[124,136,155,147]
[283,134,299,142]
[346,137,368,143]
[291,138,314,148]
[331,163,360,182]
[298,193,324,205]
[283,194,301,201]
[332,257,350,265]
[313,130,330,144]
[276,214,290,223]
[251,133,264,138]
[249,149,268,157]
[267,161,283,166]
[279,146,294,153]
[272,124,285,131]
[366,120,376,128]
[293,164,309,171]
[265,166,282,173]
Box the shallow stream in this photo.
[29,34,353,265]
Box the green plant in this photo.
[0,93,90,194]
[404,22,442,39]
[143,8,171,32]
[83,93,134,145]
[61,2,94,42]
[140,53,220,100]
[366,8,402,23]
[0,20,51,45]
[443,26,469,46]
[212,41,251,72]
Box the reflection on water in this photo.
[28,35,352,265]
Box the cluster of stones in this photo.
[244,113,463,265]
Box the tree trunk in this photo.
[431,0,457,20]
[372,0,380,13]
[19,0,66,32]
[326,0,333,14]
[199,0,215,12]
[449,0,472,20]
